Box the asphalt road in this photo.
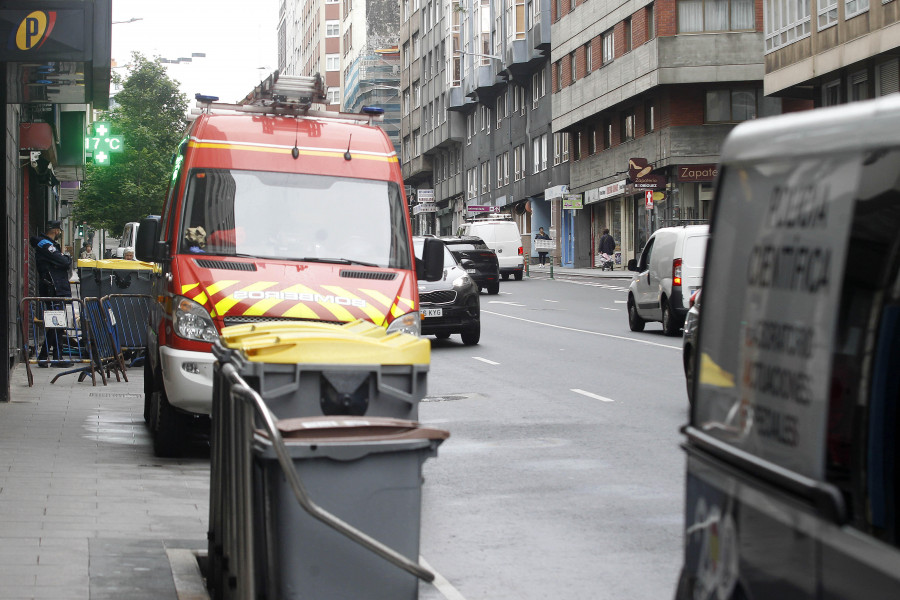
[417,275,689,600]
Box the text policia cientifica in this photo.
[747,182,831,293]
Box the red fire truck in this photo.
[135,72,441,456]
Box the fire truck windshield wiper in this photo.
[299,257,381,268]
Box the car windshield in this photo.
[412,238,457,268]
[180,169,412,269]
[446,242,483,251]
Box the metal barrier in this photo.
[82,297,126,384]
[207,355,435,600]
[20,297,98,386]
[101,294,153,367]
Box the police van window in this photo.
[829,147,900,545]
[179,169,412,270]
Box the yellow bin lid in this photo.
[77,258,155,271]
[220,319,430,365]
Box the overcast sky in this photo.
[110,0,280,105]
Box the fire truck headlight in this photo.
[385,310,421,337]
[174,296,218,342]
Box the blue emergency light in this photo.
[361,106,384,115]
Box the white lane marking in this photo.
[473,356,500,365]
[482,310,680,350]
[614,300,627,304]
[488,300,525,306]
[598,307,619,311]
[572,388,615,402]
[544,299,559,303]
[420,556,468,600]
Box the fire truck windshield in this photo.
[180,169,412,269]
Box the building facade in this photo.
[400,0,570,264]
[552,0,813,266]
[763,0,899,103]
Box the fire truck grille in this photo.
[222,316,334,328]
[340,270,397,280]
[195,259,257,271]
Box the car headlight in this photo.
[386,310,421,337]
[452,275,472,288]
[174,296,218,342]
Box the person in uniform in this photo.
[29,220,73,367]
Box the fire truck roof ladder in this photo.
[192,71,385,125]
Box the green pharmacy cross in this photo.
[85,122,124,165]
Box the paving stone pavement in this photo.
[0,366,209,599]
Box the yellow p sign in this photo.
[16,11,57,51]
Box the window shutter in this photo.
[877,59,899,96]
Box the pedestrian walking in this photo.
[79,244,96,260]
[535,226,551,266]
[29,220,73,367]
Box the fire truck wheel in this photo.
[153,388,187,458]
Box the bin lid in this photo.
[77,258,155,271]
[220,319,430,365]
[265,415,450,443]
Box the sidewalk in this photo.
[0,366,209,600]
[524,263,633,280]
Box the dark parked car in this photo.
[413,237,481,345]
[439,236,500,295]
[682,288,701,404]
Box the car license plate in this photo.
[421,308,442,318]
[466,268,477,273]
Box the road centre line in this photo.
[473,356,500,365]
[420,556,468,600]
[482,310,680,350]
[598,307,619,311]
[488,300,525,306]
[572,388,615,402]
[614,300,627,303]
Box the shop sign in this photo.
[417,188,435,202]
[413,203,437,214]
[677,164,719,182]
[585,180,626,205]
[544,184,569,200]
[563,194,583,210]
[467,205,500,213]
[0,8,86,60]
[627,174,666,192]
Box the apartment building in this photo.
[763,0,899,103]
[552,0,811,266]
[400,0,570,256]
[279,0,343,110]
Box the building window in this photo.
[822,79,841,106]
[467,113,474,143]
[481,162,490,193]
[602,30,614,64]
[514,144,525,180]
[647,3,656,39]
[849,71,868,101]
[533,136,541,173]
[553,132,570,164]
[645,101,655,132]
[533,72,541,107]
[679,0,755,32]
[621,110,635,141]
[519,85,526,115]
[569,51,577,84]
[706,88,782,121]
[327,87,341,105]
[403,42,410,68]
[845,0,870,19]
[764,0,810,53]
[603,119,612,149]
[573,131,581,161]
[413,81,420,107]
[541,133,548,170]
[587,124,597,154]
[584,42,592,75]
[818,0,838,29]
[624,18,632,52]
[403,136,411,162]
[876,59,900,96]
[413,33,420,60]
[326,54,340,71]
[414,129,421,156]
[326,20,340,37]
[556,61,563,91]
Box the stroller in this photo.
[597,252,615,271]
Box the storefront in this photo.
[584,180,626,268]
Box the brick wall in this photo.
[613,21,626,57]
[633,6,649,46]
[668,86,705,126]
[657,0,677,37]
[782,98,815,113]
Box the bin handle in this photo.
[220,362,436,583]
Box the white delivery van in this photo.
[626,224,708,336]
[459,215,524,280]
[676,94,900,599]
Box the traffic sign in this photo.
[645,190,654,210]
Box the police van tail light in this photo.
[673,258,683,287]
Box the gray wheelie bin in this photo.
[208,319,444,600]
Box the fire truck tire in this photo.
[143,354,154,423]
[153,387,187,458]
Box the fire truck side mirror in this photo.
[135,216,162,262]
[417,237,444,282]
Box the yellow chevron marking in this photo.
[194,292,208,306]
[287,283,354,322]
[396,296,415,311]
[189,141,397,163]
[215,281,278,316]
[282,302,320,320]
[323,285,385,326]
[359,288,393,309]
[205,280,241,296]
[181,283,200,294]
[243,298,283,316]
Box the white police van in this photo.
[677,94,900,598]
